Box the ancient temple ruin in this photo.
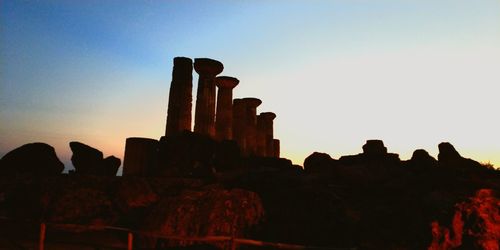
[123,57,282,176]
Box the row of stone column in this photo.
[124,57,282,175]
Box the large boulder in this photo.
[69,141,120,176]
[303,152,336,173]
[0,142,64,175]
[362,139,387,156]
[437,142,483,171]
[405,149,437,171]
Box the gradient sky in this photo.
[1,0,499,171]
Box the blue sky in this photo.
[1,0,500,170]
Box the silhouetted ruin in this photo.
[69,141,120,176]
[122,56,284,177]
[0,56,499,250]
[165,57,193,137]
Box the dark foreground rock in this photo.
[0,140,498,250]
[69,141,120,176]
[0,142,64,175]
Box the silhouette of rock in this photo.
[437,142,484,171]
[362,139,387,156]
[0,142,64,175]
[405,149,437,171]
[303,152,336,173]
[437,142,461,162]
[102,156,121,175]
[428,189,499,250]
[69,141,120,176]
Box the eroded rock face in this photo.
[142,187,264,248]
[69,141,120,176]
[428,189,500,250]
[437,142,484,172]
[0,143,64,175]
[48,187,117,225]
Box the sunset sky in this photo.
[1,0,499,171]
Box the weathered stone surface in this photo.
[142,187,264,248]
[240,98,262,156]
[123,137,158,176]
[215,76,239,141]
[114,177,158,212]
[69,141,120,176]
[48,187,116,225]
[303,152,336,173]
[166,57,193,136]
[428,189,500,250]
[0,142,64,175]
[194,58,224,138]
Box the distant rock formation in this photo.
[69,141,120,176]
[339,139,400,166]
[303,152,336,173]
[438,142,483,171]
[0,142,64,175]
[405,149,438,171]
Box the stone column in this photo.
[232,99,246,154]
[165,57,193,137]
[241,97,262,156]
[215,76,239,141]
[273,139,280,158]
[123,137,159,176]
[194,58,224,137]
[257,112,276,157]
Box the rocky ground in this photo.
[0,140,498,250]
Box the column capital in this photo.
[258,112,276,121]
[241,97,262,108]
[194,58,224,76]
[173,57,193,66]
[216,76,239,89]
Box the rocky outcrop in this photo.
[303,152,336,173]
[0,142,64,175]
[428,189,500,250]
[405,149,438,172]
[69,141,120,176]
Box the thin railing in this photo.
[1,217,356,250]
